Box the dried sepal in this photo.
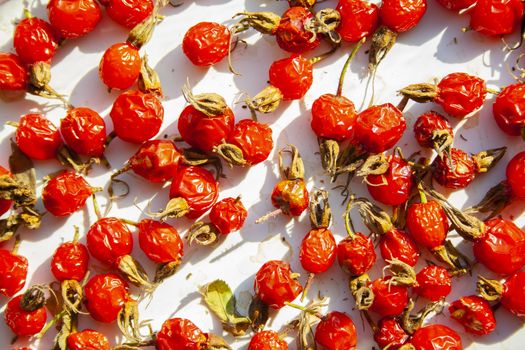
[349,274,374,310]
[118,255,157,293]
[309,189,332,229]
[465,181,511,219]
[56,145,93,174]
[147,197,190,221]
[214,143,248,167]
[208,333,232,350]
[61,280,83,314]
[431,129,454,155]
[27,62,71,108]
[401,299,444,335]
[138,54,163,96]
[477,276,504,302]
[296,298,327,350]
[200,280,251,337]
[127,14,156,49]
[318,139,339,177]
[383,259,417,287]
[182,81,228,117]
[289,0,316,7]
[369,26,398,72]
[279,144,305,180]
[249,295,270,332]
[245,85,283,116]
[232,11,281,35]
[398,83,439,103]
[473,147,506,173]
[20,285,47,312]
[187,222,220,246]
[431,241,470,276]
[8,140,36,206]
[304,8,341,44]
[118,300,144,343]
[352,197,394,236]
[356,153,389,177]
[182,149,222,167]
[154,260,180,284]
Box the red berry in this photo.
[178,105,235,152]
[0,53,28,91]
[271,179,309,217]
[51,238,89,281]
[14,17,58,64]
[84,273,129,323]
[413,111,453,149]
[501,272,525,317]
[300,228,337,274]
[473,218,525,275]
[0,166,14,216]
[16,113,63,160]
[276,7,320,53]
[366,155,414,206]
[48,0,102,39]
[0,249,28,297]
[227,119,273,165]
[336,0,379,42]
[169,166,219,219]
[409,324,462,350]
[106,0,154,29]
[128,140,182,183]
[269,55,313,100]
[493,83,525,137]
[374,317,409,349]
[110,90,164,144]
[414,265,452,301]
[337,233,376,276]
[209,197,247,235]
[354,103,406,153]
[436,0,476,10]
[406,200,449,249]
[369,277,409,317]
[42,171,93,217]
[315,311,357,350]
[436,72,486,118]
[449,295,496,335]
[311,94,356,141]
[379,0,427,33]
[470,0,523,36]
[138,219,184,264]
[87,217,133,267]
[248,330,288,350]
[156,318,209,350]
[4,295,47,337]
[182,22,231,66]
[60,107,107,157]
[379,228,420,267]
[99,42,141,90]
[433,148,476,189]
[254,260,302,309]
[67,329,111,350]
[507,151,525,198]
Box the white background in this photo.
[0,0,524,349]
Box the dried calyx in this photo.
[187,221,220,246]
[232,11,281,35]
[351,196,394,237]
[399,82,438,103]
[27,62,72,108]
[431,129,454,155]
[155,261,181,284]
[182,82,228,117]
[138,54,162,96]
[472,147,506,173]
[245,85,283,117]
[465,181,512,219]
[214,141,248,167]
[118,300,147,343]
[369,26,398,73]
[304,8,341,44]
[293,298,327,350]
[118,255,157,294]
[383,259,417,287]
[401,298,444,335]
[431,240,470,276]
[147,197,190,221]
[349,274,374,310]
[477,276,504,302]
[309,189,332,229]
[356,153,389,178]
[20,285,47,312]
[279,144,305,180]
[249,295,270,332]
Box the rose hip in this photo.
[84,273,129,323]
[337,0,379,42]
[414,265,452,301]
[48,0,102,39]
[86,217,133,267]
[436,0,476,10]
[183,22,231,66]
[99,42,141,90]
[106,0,154,29]
[413,111,453,152]
[408,324,462,349]
[369,277,409,317]
[4,294,47,337]
[470,0,523,36]
[337,233,376,276]
[276,7,320,53]
[0,241,28,297]
[50,228,89,282]
[374,317,409,349]
[209,197,247,235]
[366,155,414,206]
[493,83,525,137]
[15,113,63,160]
[60,107,107,158]
[449,295,496,335]
[380,229,420,267]
[315,311,357,350]
[67,329,111,350]
[379,0,427,33]
[156,318,210,350]
[0,53,28,91]
[433,148,476,189]
[42,171,94,217]
[14,17,58,65]
[480,272,525,317]
[222,119,273,166]
[269,55,313,100]
[406,199,449,250]
[254,260,302,309]
[248,330,287,350]
[311,94,356,142]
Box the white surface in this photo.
[0,0,524,349]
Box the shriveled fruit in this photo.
[254,260,302,309]
[47,0,102,39]
[183,22,231,66]
[449,295,496,335]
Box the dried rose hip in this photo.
[406,198,449,250]
[379,0,427,33]
[337,233,376,277]
[209,197,247,235]
[479,272,525,317]
[408,324,462,349]
[87,217,133,267]
[84,273,129,323]
[50,228,89,282]
[156,318,214,350]
[183,22,231,66]
[248,330,287,350]
[48,0,102,39]
[369,277,409,317]
[0,241,28,297]
[436,0,476,10]
[311,93,356,142]
[413,111,453,153]
[269,55,313,101]
[106,0,154,29]
[413,265,452,301]
[254,260,302,309]
[469,0,523,36]
[0,166,14,216]
[275,7,321,53]
[42,171,95,217]
[449,295,496,335]
[0,52,28,91]
[4,294,47,337]
[313,311,357,350]
[336,0,379,42]
[67,329,111,350]
[15,113,63,160]
[99,42,141,90]
[365,155,414,206]
[60,107,107,158]
[14,16,58,65]
[110,89,164,143]
[373,317,409,349]
[493,83,525,137]
[507,151,525,199]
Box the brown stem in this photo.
[255,208,283,224]
[301,273,315,302]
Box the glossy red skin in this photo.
[107,0,154,29]
[507,151,525,198]
[311,94,356,141]
[414,265,452,301]
[157,318,209,350]
[16,113,63,160]
[369,277,409,317]
[67,329,111,350]
[42,171,92,216]
[4,295,47,336]
[228,119,273,165]
[374,317,408,349]
[14,18,58,64]
[137,219,184,264]
[254,260,302,309]
[300,228,337,274]
[248,330,288,350]
[0,166,14,216]
[0,250,28,297]
[110,90,164,143]
[169,166,219,219]
[0,53,28,91]
[209,197,247,235]
[84,273,129,323]
[470,0,523,36]
[409,324,462,350]
[60,107,107,157]
[473,218,525,275]
[366,155,413,206]
[413,111,453,148]
[436,73,486,118]
[337,233,376,276]
[99,42,141,90]
[178,105,235,152]
[436,0,476,10]
[129,140,182,183]
[269,55,313,100]
[336,0,379,42]
[86,217,133,267]
[379,0,427,33]
[501,272,525,317]
[315,311,357,350]
[276,7,320,53]
[493,83,525,136]
[51,241,89,281]
[182,22,231,66]
[406,200,449,249]
[48,0,102,39]
[433,148,476,189]
[379,228,420,267]
[354,103,406,153]
[271,179,309,217]
[449,295,496,335]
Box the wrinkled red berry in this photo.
[60,107,107,157]
[254,260,302,309]
[209,197,247,235]
[269,55,313,100]
[42,171,93,217]
[183,22,231,66]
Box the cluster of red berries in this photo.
[0,0,525,349]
